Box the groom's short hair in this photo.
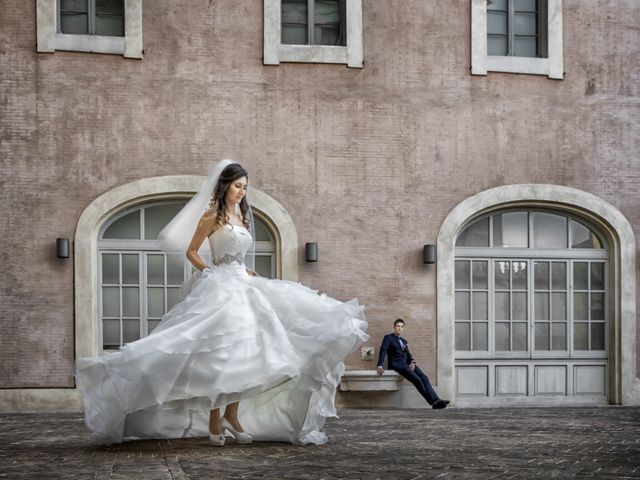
[394,318,405,326]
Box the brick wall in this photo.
[0,0,638,387]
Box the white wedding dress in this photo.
[75,223,368,445]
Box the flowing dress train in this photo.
[75,223,368,444]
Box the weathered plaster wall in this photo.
[0,1,638,388]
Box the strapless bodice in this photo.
[208,224,253,266]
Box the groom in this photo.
[377,319,449,409]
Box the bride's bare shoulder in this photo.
[202,199,221,221]
[197,208,218,235]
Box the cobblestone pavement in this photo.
[0,407,639,479]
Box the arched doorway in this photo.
[97,200,279,352]
[454,208,609,404]
[436,185,640,406]
[74,175,299,359]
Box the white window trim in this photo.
[264,0,363,68]
[471,0,563,79]
[36,0,143,59]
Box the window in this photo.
[456,210,605,250]
[98,201,278,351]
[282,0,346,46]
[37,0,143,58]
[59,0,124,37]
[253,219,278,278]
[572,261,607,351]
[487,0,547,58]
[455,260,489,351]
[471,0,563,78]
[455,209,608,359]
[440,185,637,404]
[264,0,363,67]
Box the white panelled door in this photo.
[454,209,609,405]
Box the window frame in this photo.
[454,259,491,355]
[97,200,279,352]
[455,256,610,362]
[264,0,363,68]
[57,0,125,37]
[471,0,563,79]
[455,208,610,362]
[486,0,547,59]
[456,208,608,252]
[281,0,346,47]
[36,0,143,58]
[437,185,637,406]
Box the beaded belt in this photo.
[213,252,245,266]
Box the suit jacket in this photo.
[377,333,415,371]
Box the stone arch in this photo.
[436,184,639,405]
[74,175,299,358]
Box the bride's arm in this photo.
[246,267,259,277]
[186,213,217,272]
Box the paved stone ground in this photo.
[0,407,639,479]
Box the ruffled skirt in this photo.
[74,264,368,445]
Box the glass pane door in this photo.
[100,252,142,349]
[533,261,569,354]
[572,261,607,353]
[493,259,529,354]
[454,259,489,352]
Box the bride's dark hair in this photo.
[207,163,250,231]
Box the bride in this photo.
[75,159,368,446]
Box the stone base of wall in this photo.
[336,386,432,409]
[0,389,83,412]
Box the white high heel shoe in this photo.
[221,417,253,444]
[209,432,225,447]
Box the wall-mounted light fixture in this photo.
[305,242,318,262]
[57,238,70,259]
[423,244,436,264]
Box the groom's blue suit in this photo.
[377,333,439,405]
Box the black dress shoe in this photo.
[432,399,450,409]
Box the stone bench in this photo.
[339,370,403,391]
